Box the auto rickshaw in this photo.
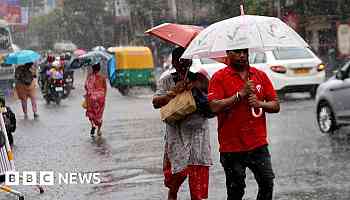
[109,46,156,95]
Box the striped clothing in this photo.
[155,72,212,173]
[0,146,14,175]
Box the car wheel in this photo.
[317,102,337,133]
[118,86,130,96]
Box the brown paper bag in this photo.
[160,90,197,123]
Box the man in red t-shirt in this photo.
[208,48,280,200]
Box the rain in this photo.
[0,0,350,200]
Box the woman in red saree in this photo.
[84,63,107,137]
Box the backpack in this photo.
[191,88,216,119]
[2,107,16,133]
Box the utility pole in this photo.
[168,0,177,21]
[276,0,281,18]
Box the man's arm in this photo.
[209,94,238,113]
[152,91,176,109]
[152,79,186,109]
[260,100,280,113]
[209,80,254,113]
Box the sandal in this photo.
[90,127,96,137]
[97,130,102,137]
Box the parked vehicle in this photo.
[191,58,226,78]
[110,46,156,95]
[0,20,16,91]
[45,78,65,105]
[249,47,326,98]
[316,60,350,133]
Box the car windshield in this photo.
[200,58,218,64]
[272,47,314,60]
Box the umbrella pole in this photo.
[240,0,245,15]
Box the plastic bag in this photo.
[160,90,197,123]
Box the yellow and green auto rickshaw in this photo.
[108,46,156,95]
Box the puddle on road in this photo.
[275,188,350,200]
[86,118,164,196]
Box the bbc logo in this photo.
[5,171,54,185]
[5,171,101,185]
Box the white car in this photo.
[191,47,326,98]
[160,50,322,117]
[191,58,226,78]
[249,47,325,98]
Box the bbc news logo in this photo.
[5,171,101,185]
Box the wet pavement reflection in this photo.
[1,72,350,200]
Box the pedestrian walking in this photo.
[84,63,107,137]
[208,48,280,200]
[152,47,212,200]
[0,92,16,146]
[14,62,39,119]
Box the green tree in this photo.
[61,0,115,49]
[28,9,65,49]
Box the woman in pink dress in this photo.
[84,63,107,137]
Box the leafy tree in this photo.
[28,9,65,49]
[61,0,115,49]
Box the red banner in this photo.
[4,5,20,23]
[0,0,22,24]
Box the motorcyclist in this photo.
[47,60,64,80]
[40,54,55,96]
[63,52,75,89]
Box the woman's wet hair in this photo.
[25,62,33,68]
[92,63,101,73]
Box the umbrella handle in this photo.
[251,107,263,118]
[240,0,245,15]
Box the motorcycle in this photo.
[45,78,65,105]
[63,70,74,98]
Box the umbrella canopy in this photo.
[107,46,117,54]
[70,50,113,70]
[73,49,87,56]
[145,23,204,47]
[54,42,77,52]
[107,57,116,85]
[92,46,106,52]
[4,50,40,65]
[182,15,309,59]
[79,50,112,63]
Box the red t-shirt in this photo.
[208,66,277,152]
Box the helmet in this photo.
[52,60,60,68]
[65,52,71,60]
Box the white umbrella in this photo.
[182,15,309,59]
[182,15,306,117]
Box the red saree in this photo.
[84,73,107,127]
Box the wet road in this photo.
[1,71,350,200]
